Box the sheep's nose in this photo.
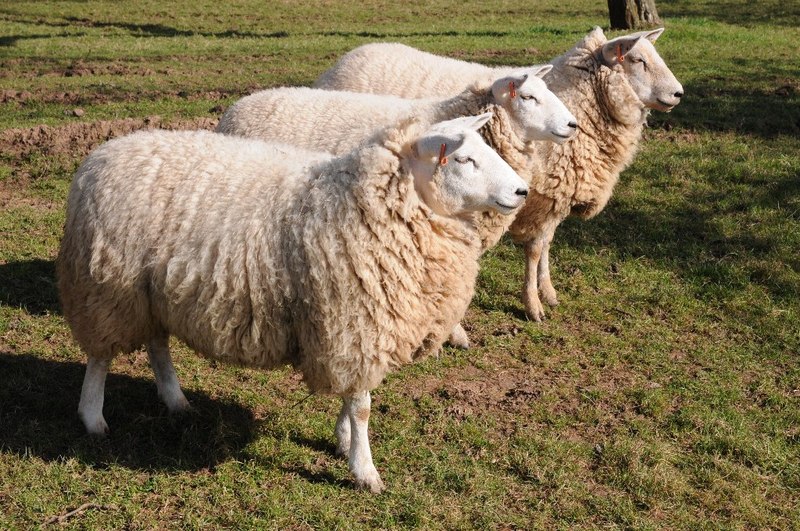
[515,188,528,197]
[568,121,577,129]
[674,91,684,98]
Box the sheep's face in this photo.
[409,113,529,217]
[492,67,578,144]
[601,28,683,112]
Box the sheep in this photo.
[315,27,684,321]
[217,71,577,346]
[57,113,529,493]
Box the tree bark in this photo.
[608,0,661,29]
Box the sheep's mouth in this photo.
[495,200,521,213]
[551,131,573,139]
[655,99,676,111]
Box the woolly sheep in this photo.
[218,71,577,346]
[57,114,528,493]
[315,27,683,321]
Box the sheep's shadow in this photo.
[0,352,257,472]
[651,78,800,139]
[553,169,800,304]
[659,0,800,28]
[0,259,60,316]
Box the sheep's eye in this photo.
[454,156,475,166]
[633,57,647,67]
[520,95,538,103]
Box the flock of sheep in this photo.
[56,26,683,493]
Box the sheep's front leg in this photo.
[523,239,546,322]
[148,336,191,413]
[334,398,351,457]
[344,391,385,493]
[447,322,470,350]
[78,356,111,435]
[538,226,559,307]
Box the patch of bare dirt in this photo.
[0,115,218,161]
[408,363,543,420]
[0,87,241,107]
[0,90,33,104]
[62,60,154,78]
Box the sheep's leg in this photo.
[523,240,546,322]
[334,398,351,457]
[446,323,470,350]
[345,391,385,493]
[147,336,191,413]
[78,356,111,435]
[538,227,559,307]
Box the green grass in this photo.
[1,0,799,528]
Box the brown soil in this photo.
[0,115,218,161]
[0,87,241,106]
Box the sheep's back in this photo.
[218,87,426,155]
[314,43,499,98]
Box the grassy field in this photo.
[1,0,799,528]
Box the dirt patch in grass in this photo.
[0,115,218,161]
[0,87,240,106]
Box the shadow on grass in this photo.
[652,80,800,139]
[659,0,800,28]
[556,175,800,303]
[0,259,60,316]
[0,352,257,471]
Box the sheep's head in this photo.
[408,113,529,217]
[490,67,577,143]
[599,28,684,112]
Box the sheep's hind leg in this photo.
[334,398,351,457]
[78,356,111,435]
[523,240,546,322]
[345,391,385,493]
[538,228,559,307]
[148,335,191,413]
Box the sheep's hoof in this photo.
[83,418,110,437]
[335,441,351,458]
[524,298,546,323]
[540,288,560,308]
[165,396,194,415]
[446,325,470,350]
[354,470,386,494]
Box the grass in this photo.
[1,0,799,528]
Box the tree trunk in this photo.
[608,0,661,29]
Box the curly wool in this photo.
[217,83,537,252]
[57,124,480,396]
[508,28,647,242]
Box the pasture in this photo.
[1,0,799,528]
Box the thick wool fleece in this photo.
[216,84,536,250]
[57,127,480,395]
[314,42,499,98]
[314,30,646,235]
[508,28,647,242]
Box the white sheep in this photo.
[218,71,576,346]
[315,27,684,321]
[57,114,528,493]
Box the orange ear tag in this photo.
[438,143,448,166]
[616,43,625,63]
[508,81,517,99]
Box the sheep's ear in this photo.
[641,27,664,42]
[531,64,553,79]
[601,35,640,65]
[492,72,530,101]
[434,112,493,133]
[462,112,493,131]
[415,134,466,160]
[589,26,606,41]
